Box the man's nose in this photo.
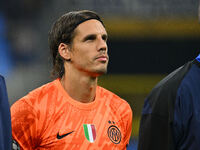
[97,38,107,52]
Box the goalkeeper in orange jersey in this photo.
[11,10,133,150]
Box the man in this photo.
[0,75,12,150]
[11,10,132,149]
[138,4,200,150]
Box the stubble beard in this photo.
[90,63,108,77]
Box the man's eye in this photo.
[102,35,108,41]
[87,37,95,41]
[85,35,96,41]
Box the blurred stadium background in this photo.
[0,0,200,149]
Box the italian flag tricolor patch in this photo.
[83,124,96,143]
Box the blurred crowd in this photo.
[0,0,52,103]
[1,0,48,70]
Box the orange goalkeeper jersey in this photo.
[11,79,132,150]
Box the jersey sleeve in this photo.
[118,101,133,149]
[138,97,174,150]
[11,98,39,149]
[173,83,197,148]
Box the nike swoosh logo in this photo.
[57,131,74,139]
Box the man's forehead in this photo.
[75,19,107,36]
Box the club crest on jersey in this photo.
[83,124,96,143]
[107,121,121,144]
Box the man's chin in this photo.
[90,68,107,77]
[97,70,107,76]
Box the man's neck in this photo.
[61,71,98,103]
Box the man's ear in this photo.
[58,43,71,61]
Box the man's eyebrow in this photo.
[82,34,96,42]
[82,33,108,42]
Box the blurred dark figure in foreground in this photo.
[0,75,11,150]
[138,2,200,149]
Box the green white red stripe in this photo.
[83,124,96,143]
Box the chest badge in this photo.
[83,124,96,143]
[107,121,121,144]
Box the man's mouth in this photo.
[96,55,108,62]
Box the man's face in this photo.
[69,19,109,77]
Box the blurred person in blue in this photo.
[138,2,200,150]
[0,13,13,77]
[0,75,12,150]
[0,12,12,149]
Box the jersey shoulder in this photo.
[28,80,57,101]
[145,60,194,116]
[98,86,132,115]
[11,80,57,113]
[151,61,193,98]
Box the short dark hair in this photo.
[48,10,105,79]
